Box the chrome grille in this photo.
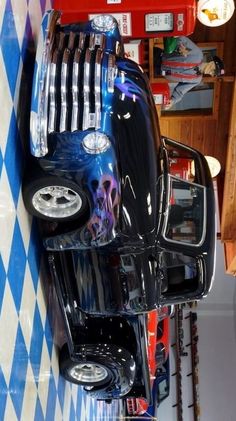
[48,31,108,134]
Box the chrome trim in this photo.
[48,51,57,133]
[89,32,96,50]
[60,49,70,132]
[78,32,86,50]
[107,54,117,93]
[69,363,108,383]
[95,48,102,130]
[68,31,75,50]
[40,59,50,153]
[83,34,104,131]
[91,14,117,33]
[30,10,61,157]
[89,33,105,49]
[83,48,92,131]
[95,33,105,48]
[82,132,110,154]
[31,18,108,147]
[58,31,65,51]
[47,11,61,41]
[32,185,82,219]
[71,49,81,132]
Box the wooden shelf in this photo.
[148,39,225,120]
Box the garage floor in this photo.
[0,1,121,420]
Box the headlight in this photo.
[91,15,117,32]
[82,132,110,154]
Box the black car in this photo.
[23,11,216,402]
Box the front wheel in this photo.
[23,174,88,222]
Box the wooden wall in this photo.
[157,3,236,212]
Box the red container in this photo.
[151,82,170,105]
[54,0,197,38]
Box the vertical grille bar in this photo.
[71,49,81,132]
[82,48,92,131]
[68,31,75,50]
[89,33,96,50]
[48,50,57,133]
[95,48,102,130]
[107,54,117,94]
[60,48,70,132]
[78,32,86,50]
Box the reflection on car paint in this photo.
[23,10,216,404]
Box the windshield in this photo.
[163,175,206,246]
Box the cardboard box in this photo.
[124,40,143,64]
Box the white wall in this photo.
[197,241,236,314]
[197,313,236,421]
[158,241,236,421]
[196,241,236,421]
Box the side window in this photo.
[160,252,199,295]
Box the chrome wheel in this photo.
[32,185,82,219]
[69,363,108,384]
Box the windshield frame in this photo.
[156,136,216,303]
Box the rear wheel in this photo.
[23,175,88,222]
[68,362,110,386]
[59,344,112,388]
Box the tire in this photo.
[22,174,88,222]
[59,344,112,388]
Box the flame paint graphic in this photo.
[87,174,120,241]
[116,80,143,99]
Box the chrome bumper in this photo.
[30,11,60,157]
